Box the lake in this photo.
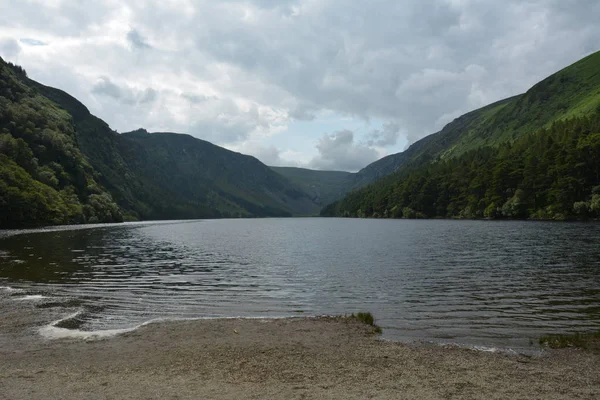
[1,218,599,352]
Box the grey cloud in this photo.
[92,76,123,99]
[171,0,599,142]
[8,0,600,163]
[127,29,151,49]
[1,2,117,36]
[367,122,401,147]
[288,103,316,121]
[0,38,21,59]
[245,0,296,9]
[309,130,379,172]
[139,88,157,103]
[187,100,268,144]
[249,145,284,166]
[190,119,250,144]
[181,92,218,103]
[92,77,157,105]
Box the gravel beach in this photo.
[1,312,599,400]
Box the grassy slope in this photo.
[340,51,600,194]
[442,50,600,158]
[349,96,519,190]
[324,49,600,217]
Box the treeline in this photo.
[322,113,600,220]
[0,59,122,227]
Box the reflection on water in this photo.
[1,218,600,350]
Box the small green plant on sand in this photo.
[350,312,382,334]
[539,331,600,350]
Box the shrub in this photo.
[351,312,382,334]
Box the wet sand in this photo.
[1,314,599,400]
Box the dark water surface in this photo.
[1,218,599,351]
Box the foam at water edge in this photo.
[469,345,509,354]
[38,314,302,341]
[39,311,139,340]
[436,341,533,356]
[0,286,24,293]
[14,295,51,301]
[38,314,220,341]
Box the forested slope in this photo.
[0,56,320,227]
[347,96,519,190]
[0,58,122,227]
[323,114,600,219]
[323,50,600,220]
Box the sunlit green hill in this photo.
[323,50,600,220]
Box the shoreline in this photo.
[42,313,540,356]
[2,217,599,238]
[1,316,598,399]
[0,285,592,355]
[0,288,549,355]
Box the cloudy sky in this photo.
[0,0,598,171]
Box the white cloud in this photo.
[91,76,157,105]
[126,29,151,50]
[0,38,20,58]
[309,130,380,172]
[0,0,598,169]
[242,144,284,166]
[367,122,402,147]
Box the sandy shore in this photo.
[0,315,598,400]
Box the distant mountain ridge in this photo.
[2,49,600,227]
[0,56,320,227]
[269,166,352,207]
[270,95,524,205]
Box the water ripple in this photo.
[1,218,600,351]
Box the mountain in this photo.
[270,166,353,207]
[271,97,521,206]
[110,129,320,219]
[4,49,600,227]
[0,56,320,227]
[322,50,600,220]
[0,59,122,227]
[347,96,520,190]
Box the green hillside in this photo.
[271,96,520,206]
[323,50,600,220]
[441,51,600,158]
[270,166,353,208]
[0,57,320,227]
[114,130,320,219]
[3,48,599,226]
[348,96,519,190]
[0,58,122,227]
